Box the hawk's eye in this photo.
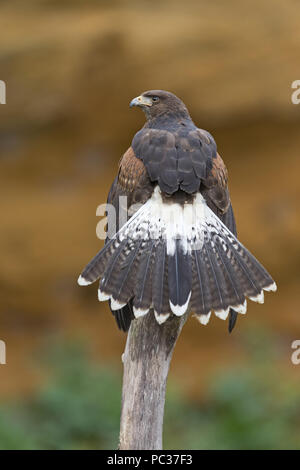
[152,96,160,103]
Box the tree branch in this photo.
[119,311,188,450]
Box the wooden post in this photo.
[119,310,188,450]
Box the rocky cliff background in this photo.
[0,0,299,449]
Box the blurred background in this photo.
[0,0,300,449]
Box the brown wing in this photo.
[201,151,237,235]
[105,147,154,332]
[201,152,230,216]
[106,146,154,235]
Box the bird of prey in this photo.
[78,90,276,333]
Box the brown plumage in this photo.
[78,90,276,333]
[118,147,148,193]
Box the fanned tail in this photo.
[78,186,276,329]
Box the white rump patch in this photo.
[133,186,208,256]
[154,311,170,325]
[78,275,92,286]
[169,292,191,316]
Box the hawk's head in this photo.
[130,90,190,121]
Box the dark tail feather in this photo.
[112,300,135,332]
[79,236,126,285]
[152,242,170,316]
[220,202,238,332]
[168,239,192,316]
[99,239,143,305]
[191,248,213,322]
[132,240,155,314]
[192,217,276,326]
[212,236,243,332]
[228,309,238,333]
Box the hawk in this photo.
[78,90,276,333]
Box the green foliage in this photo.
[0,341,121,450]
[0,334,299,449]
[164,329,300,450]
[164,368,300,450]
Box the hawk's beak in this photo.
[130,95,152,108]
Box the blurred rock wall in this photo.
[0,0,299,398]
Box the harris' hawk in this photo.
[78,90,276,333]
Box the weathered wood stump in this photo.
[119,311,188,450]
